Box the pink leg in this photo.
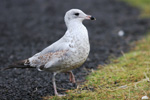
[68,71,76,83]
[52,73,65,96]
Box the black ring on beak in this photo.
[90,16,96,20]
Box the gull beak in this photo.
[85,15,96,20]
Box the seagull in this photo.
[2,9,96,96]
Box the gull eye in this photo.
[74,13,79,16]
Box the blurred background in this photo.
[0,0,150,99]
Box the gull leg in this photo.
[68,71,76,83]
[52,73,65,96]
[52,73,58,95]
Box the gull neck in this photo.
[65,19,84,29]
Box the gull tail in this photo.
[1,59,34,71]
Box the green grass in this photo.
[123,0,150,17]
[44,35,150,100]
[44,0,150,100]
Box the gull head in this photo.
[64,9,96,25]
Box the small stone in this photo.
[142,96,149,99]
[118,30,125,37]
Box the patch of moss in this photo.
[45,34,150,100]
[123,0,150,17]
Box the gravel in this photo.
[0,0,150,100]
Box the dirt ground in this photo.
[0,0,150,100]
